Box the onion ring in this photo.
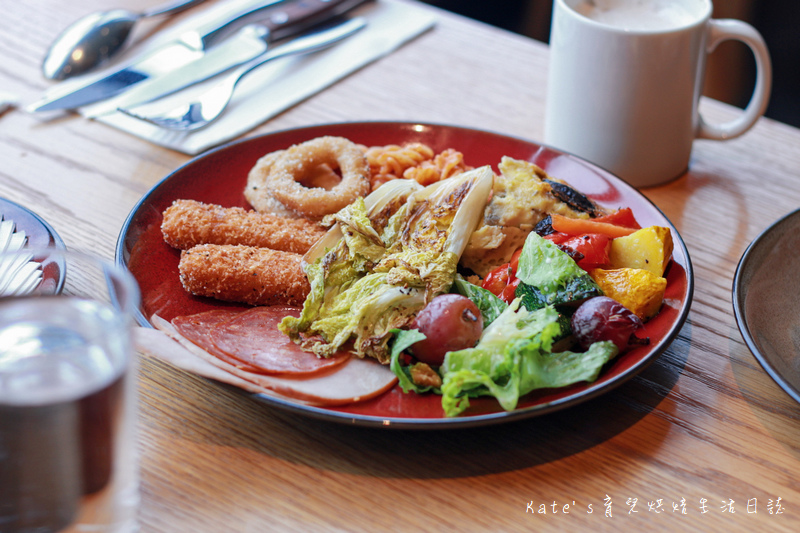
[245,150,299,217]
[265,136,370,219]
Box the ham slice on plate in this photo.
[182,306,350,376]
[141,311,397,407]
[169,309,264,373]
[135,327,272,396]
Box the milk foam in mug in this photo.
[572,0,696,31]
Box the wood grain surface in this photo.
[2,1,799,531]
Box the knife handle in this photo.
[264,0,371,42]
[197,0,287,47]
[199,0,370,49]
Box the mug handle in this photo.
[697,19,772,140]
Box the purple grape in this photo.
[571,296,648,353]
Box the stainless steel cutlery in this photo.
[29,0,369,114]
[119,17,366,131]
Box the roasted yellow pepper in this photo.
[590,267,667,320]
[608,226,673,276]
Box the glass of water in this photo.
[0,247,140,533]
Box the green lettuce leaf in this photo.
[389,328,439,394]
[439,300,618,417]
[514,232,602,309]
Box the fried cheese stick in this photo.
[179,244,310,307]
[162,199,326,254]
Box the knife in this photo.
[82,0,370,118]
[27,0,364,113]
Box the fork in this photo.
[119,17,367,132]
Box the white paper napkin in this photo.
[81,0,436,155]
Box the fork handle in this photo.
[229,17,367,90]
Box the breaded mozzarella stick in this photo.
[162,199,325,254]
[179,244,310,307]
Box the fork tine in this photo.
[119,102,208,131]
[116,106,161,124]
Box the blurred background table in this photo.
[2,0,800,531]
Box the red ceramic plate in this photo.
[116,122,693,429]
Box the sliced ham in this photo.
[147,313,397,407]
[205,306,350,377]
[171,309,263,373]
[135,327,274,396]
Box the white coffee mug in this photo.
[544,0,772,187]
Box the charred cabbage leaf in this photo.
[281,167,494,363]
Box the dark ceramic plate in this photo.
[0,197,66,294]
[733,208,800,403]
[116,122,694,429]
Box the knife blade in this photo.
[82,0,370,118]
[27,0,363,113]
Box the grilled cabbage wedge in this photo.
[281,166,494,362]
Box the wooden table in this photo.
[3,1,800,531]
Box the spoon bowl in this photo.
[42,0,205,80]
[42,10,139,80]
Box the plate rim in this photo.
[733,207,800,404]
[116,120,695,429]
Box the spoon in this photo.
[42,0,206,80]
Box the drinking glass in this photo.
[0,247,140,532]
